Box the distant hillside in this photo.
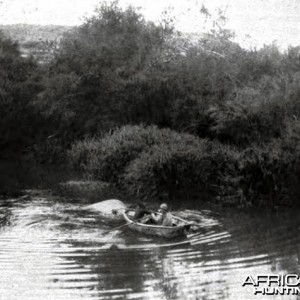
[0,24,73,63]
[0,24,72,42]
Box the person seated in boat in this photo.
[133,202,151,221]
[151,203,173,226]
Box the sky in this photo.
[0,0,300,50]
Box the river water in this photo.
[0,193,299,300]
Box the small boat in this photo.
[122,210,191,238]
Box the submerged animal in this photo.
[85,199,127,222]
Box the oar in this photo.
[102,215,148,235]
[186,232,201,239]
[190,222,202,227]
[102,222,132,235]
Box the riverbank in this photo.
[0,159,130,204]
[1,155,297,212]
[67,125,299,209]
[0,160,73,198]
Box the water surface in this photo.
[0,194,299,300]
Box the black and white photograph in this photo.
[0,0,300,299]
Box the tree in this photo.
[0,31,43,155]
[39,2,176,139]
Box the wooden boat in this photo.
[122,210,191,238]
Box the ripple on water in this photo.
[0,197,299,300]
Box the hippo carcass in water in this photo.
[85,199,127,223]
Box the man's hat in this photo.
[160,203,168,211]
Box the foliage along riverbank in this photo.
[68,125,299,208]
[1,2,300,208]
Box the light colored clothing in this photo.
[162,212,173,226]
[151,212,173,226]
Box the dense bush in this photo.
[207,99,285,146]
[68,123,300,207]
[69,125,239,202]
[123,140,239,201]
[68,137,102,172]
[238,142,300,207]
[68,125,202,182]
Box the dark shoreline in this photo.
[0,159,297,213]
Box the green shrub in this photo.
[68,124,300,207]
[123,140,239,201]
[236,137,300,207]
[208,98,285,146]
[86,125,158,182]
[68,137,102,172]
[68,125,203,183]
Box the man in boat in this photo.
[150,203,173,226]
[133,202,151,221]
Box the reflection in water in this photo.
[0,196,299,300]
